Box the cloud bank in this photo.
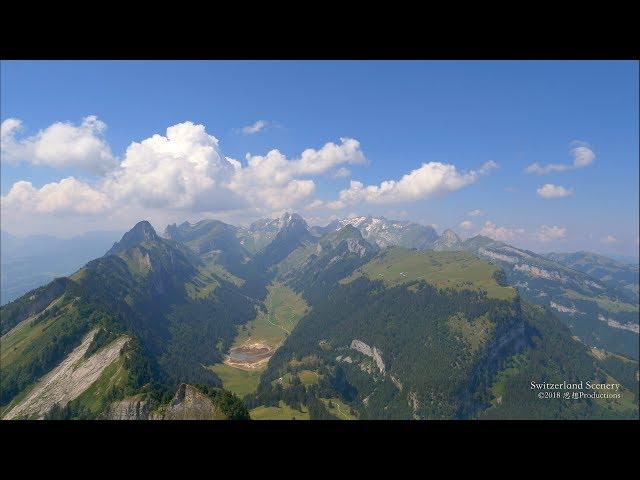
[1,119,366,224]
[478,221,568,244]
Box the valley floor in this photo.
[208,282,311,419]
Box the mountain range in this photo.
[1,214,638,420]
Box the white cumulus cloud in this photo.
[228,137,365,210]
[525,141,595,175]
[468,209,484,217]
[304,199,325,211]
[102,121,240,211]
[459,220,474,230]
[534,225,568,242]
[478,221,569,244]
[537,184,573,199]
[1,116,117,174]
[1,120,367,224]
[1,177,110,214]
[601,235,617,244]
[479,221,525,242]
[328,160,497,208]
[238,120,268,135]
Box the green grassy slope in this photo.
[343,247,515,300]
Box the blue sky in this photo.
[1,61,638,256]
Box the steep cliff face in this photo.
[4,331,129,420]
[106,396,151,420]
[106,385,225,420]
[106,221,160,256]
[154,384,224,420]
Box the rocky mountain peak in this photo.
[330,216,438,249]
[335,224,362,238]
[441,229,460,242]
[106,221,159,256]
[164,223,180,240]
[432,228,462,251]
[278,212,307,231]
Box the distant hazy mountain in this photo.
[601,253,640,266]
[1,229,123,305]
[250,213,314,271]
[459,236,639,359]
[164,219,250,268]
[236,216,298,254]
[545,251,639,299]
[318,215,439,249]
[432,229,462,251]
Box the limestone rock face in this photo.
[105,384,225,420]
[160,384,221,420]
[106,397,151,420]
[106,220,159,256]
[350,339,386,375]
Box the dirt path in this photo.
[4,330,129,419]
[266,313,290,335]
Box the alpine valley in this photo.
[1,214,638,420]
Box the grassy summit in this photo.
[342,247,516,301]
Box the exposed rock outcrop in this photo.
[106,384,234,420]
[106,220,159,256]
[4,331,129,419]
[514,264,567,282]
[478,248,518,264]
[390,374,403,391]
[106,396,151,420]
[550,301,581,315]
[156,384,222,420]
[351,339,386,375]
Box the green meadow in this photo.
[208,363,262,398]
[320,397,357,420]
[343,247,516,300]
[234,282,309,348]
[250,401,310,420]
